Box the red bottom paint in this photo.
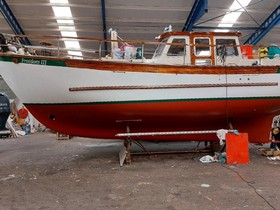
[25,98,280,143]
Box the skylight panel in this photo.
[221,11,242,24]
[57,19,74,25]
[64,41,80,49]
[230,0,251,11]
[215,23,231,32]
[216,0,252,31]
[59,26,75,31]
[61,31,77,37]
[218,23,233,27]
[68,51,83,56]
[50,0,69,4]
[214,29,230,32]
[52,6,72,17]
[50,0,83,57]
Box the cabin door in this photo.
[190,35,215,65]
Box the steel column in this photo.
[244,5,280,45]
[101,0,108,55]
[182,0,208,31]
[0,0,31,45]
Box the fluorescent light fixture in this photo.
[50,0,69,4]
[215,23,231,32]
[52,6,72,17]
[216,0,252,31]
[61,31,77,37]
[218,23,234,27]
[50,0,83,58]
[64,41,80,49]
[57,19,74,24]
[221,11,242,24]
[59,26,75,31]
[68,51,82,56]
[214,29,230,32]
[230,0,251,11]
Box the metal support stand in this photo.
[116,127,238,166]
[119,123,132,165]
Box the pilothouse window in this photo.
[194,38,211,56]
[167,38,186,56]
[216,39,238,56]
[154,38,167,57]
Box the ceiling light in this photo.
[59,26,75,31]
[61,31,77,37]
[52,6,72,17]
[214,29,230,32]
[68,51,83,56]
[64,41,80,49]
[230,0,251,11]
[216,0,252,31]
[218,23,234,27]
[221,11,242,24]
[50,0,69,4]
[57,19,74,25]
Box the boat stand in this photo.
[117,120,141,166]
[119,139,132,166]
[117,128,238,166]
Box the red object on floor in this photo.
[226,133,249,164]
[18,107,28,119]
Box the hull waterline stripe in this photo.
[69,82,278,91]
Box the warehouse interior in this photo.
[0,0,279,58]
[1,0,280,209]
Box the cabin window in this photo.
[154,38,167,57]
[167,39,186,56]
[194,38,211,56]
[215,39,238,56]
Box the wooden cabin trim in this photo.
[65,59,279,75]
[190,34,215,65]
[0,53,279,75]
[158,31,242,41]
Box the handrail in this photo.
[0,33,279,65]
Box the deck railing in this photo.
[0,33,279,65]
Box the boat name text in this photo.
[22,58,47,65]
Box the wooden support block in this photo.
[261,149,280,156]
[56,132,70,140]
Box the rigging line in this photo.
[220,164,276,210]
[236,0,260,26]
[195,0,265,26]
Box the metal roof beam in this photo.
[0,0,31,45]
[182,0,208,31]
[244,5,280,45]
[101,0,108,55]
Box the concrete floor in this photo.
[0,131,279,210]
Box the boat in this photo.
[0,31,280,143]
